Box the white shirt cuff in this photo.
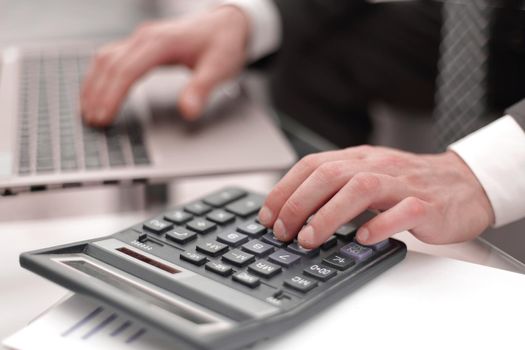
[222,0,281,61]
[449,115,525,227]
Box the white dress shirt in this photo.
[224,0,525,227]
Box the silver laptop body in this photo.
[0,43,296,195]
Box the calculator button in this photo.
[222,249,255,267]
[303,264,337,281]
[206,210,235,225]
[284,275,318,293]
[205,262,233,276]
[226,196,263,217]
[232,271,260,288]
[186,219,217,234]
[184,202,212,216]
[321,235,337,250]
[287,242,319,257]
[322,253,355,271]
[268,249,301,267]
[261,232,287,248]
[217,231,249,247]
[248,260,282,278]
[203,188,247,207]
[164,210,193,225]
[143,218,173,234]
[165,228,197,244]
[340,242,374,262]
[241,239,274,257]
[180,251,208,266]
[335,223,357,240]
[196,241,229,257]
[237,222,266,236]
[138,233,148,242]
[365,239,391,251]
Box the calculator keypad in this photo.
[129,188,400,308]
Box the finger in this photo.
[272,161,352,241]
[178,45,242,119]
[81,41,128,124]
[355,196,432,245]
[258,150,359,228]
[89,38,170,126]
[297,173,410,248]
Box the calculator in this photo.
[20,187,407,350]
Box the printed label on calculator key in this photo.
[180,251,208,266]
[237,222,267,236]
[304,264,337,281]
[242,239,274,257]
[340,242,374,261]
[143,218,173,234]
[222,249,255,267]
[196,241,229,257]
[284,275,318,293]
[203,188,247,207]
[268,249,301,267]
[322,253,355,271]
[225,196,263,217]
[232,271,261,288]
[186,219,217,234]
[184,202,212,216]
[164,210,193,225]
[205,262,233,276]
[217,231,249,247]
[248,260,282,278]
[165,228,197,244]
[206,210,235,225]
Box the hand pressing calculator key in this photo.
[20,187,406,350]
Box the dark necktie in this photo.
[433,0,491,150]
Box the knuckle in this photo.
[352,172,380,194]
[405,196,427,217]
[356,144,374,153]
[315,162,344,183]
[298,154,320,172]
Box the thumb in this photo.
[179,50,230,120]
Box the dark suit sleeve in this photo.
[505,99,525,130]
[273,0,368,50]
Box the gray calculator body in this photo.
[20,187,407,350]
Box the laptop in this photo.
[0,43,296,195]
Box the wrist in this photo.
[442,150,495,227]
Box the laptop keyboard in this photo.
[17,53,150,175]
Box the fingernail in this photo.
[273,219,287,240]
[298,225,315,247]
[184,93,201,117]
[356,227,369,243]
[95,108,107,122]
[258,206,272,225]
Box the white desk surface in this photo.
[1,173,524,349]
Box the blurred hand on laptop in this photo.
[80,6,249,127]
